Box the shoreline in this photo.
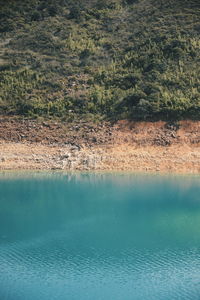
[0,142,199,174]
[0,169,200,180]
[0,119,199,174]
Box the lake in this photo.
[0,172,200,300]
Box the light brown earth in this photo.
[0,117,199,174]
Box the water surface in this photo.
[0,172,200,300]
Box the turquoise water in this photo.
[0,172,200,300]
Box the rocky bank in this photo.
[0,118,199,173]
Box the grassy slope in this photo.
[0,0,199,121]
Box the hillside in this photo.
[0,0,200,121]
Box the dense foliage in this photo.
[0,0,199,120]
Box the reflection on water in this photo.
[0,172,200,300]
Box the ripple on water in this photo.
[0,173,200,300]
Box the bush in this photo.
[0,0,199,120]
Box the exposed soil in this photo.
[0,117,199,173]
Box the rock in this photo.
[60,152,71,160]
[42,122,50,128]
[171,132,176,138]
[62,159,70,169]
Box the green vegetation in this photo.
[0,0,199,120]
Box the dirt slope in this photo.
[0,118,199,173]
